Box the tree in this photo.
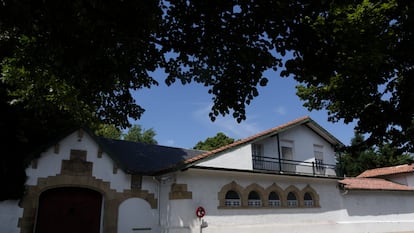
[95,124,157,144]
[193,133,235,151]
[338,133,413,177]
[1,0,413,199]
[285,1,414,152]
[95,124,122,140]
[123,125,158,144]
[2,1,413,148]
[1,0,162,200]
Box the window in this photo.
[252,144,265,170]
[313,145,324,171]
[247,191,261,207]
[268,192,281,207]
[287,192,298,207]
[219,183,320,209]
[252,144,263,158]
[130,175,142,190]
[304,192,314,207]
[224,190,241,207]
[281,146,294,172]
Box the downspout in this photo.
[276,134,282,171]
[153,177,161,227]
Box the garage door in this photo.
[35,187,102,233]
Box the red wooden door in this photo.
[35,187,102,233]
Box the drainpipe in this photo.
[153,177,162,227]
[276,134,282,172]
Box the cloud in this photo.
[214,117,260,139]
[274,106,287,115]
[192,103,261,139]
[164,139,175,146]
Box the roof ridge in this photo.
[96,136,205,153]
[339,177,414,191]
[357,163,414,178]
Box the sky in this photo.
[131,69,356,149]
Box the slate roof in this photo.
[339,178,414,191]
[94,136,204,175]
[357,164,414,178]
[183,116,344,165]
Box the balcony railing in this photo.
[252,156,339,177]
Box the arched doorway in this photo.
[35,187,102,233]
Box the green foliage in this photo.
[95,124,122,140]
[286,0,414,151]
[95,124,157,144]
[338,133,413,177]
[193,133,235,151]
[123,125,157,144]
[1,0,413,199]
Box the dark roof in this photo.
[94,136,204,175]
[184,116,344,165]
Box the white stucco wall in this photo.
[279,125,336,165]
[118,198,159,233]
[0,200,22,233]
[259,136,279,158]
[197,125,337,176]
[25,131,133,192]
[160,169,344,233]
[197,144,253,170]
[160,168,414,233]
[406,173,414,186]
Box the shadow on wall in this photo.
[342,191,414,216]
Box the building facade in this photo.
[2,116,414,233]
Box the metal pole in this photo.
[276,134,282,171]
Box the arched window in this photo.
[225,190,241,207]
[247,191,261,207]
[268,191,280,207]
[287,192,298,207]
[304,192,314,207]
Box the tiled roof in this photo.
[339,178,414,191]
[357,164,414,178]
[184,116,343,165]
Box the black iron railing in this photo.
[252,156,339,177]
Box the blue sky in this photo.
[132,69,356,149]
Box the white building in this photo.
[2,116,414,233]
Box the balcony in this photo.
[252,156,340,177]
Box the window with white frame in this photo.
[224,190,241,207]
[268,191,281,207]
[247,191,262,207]
[287,192,298,207]
[281,146,294,172]
[304,192,314,207]
[313,145,324,170]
